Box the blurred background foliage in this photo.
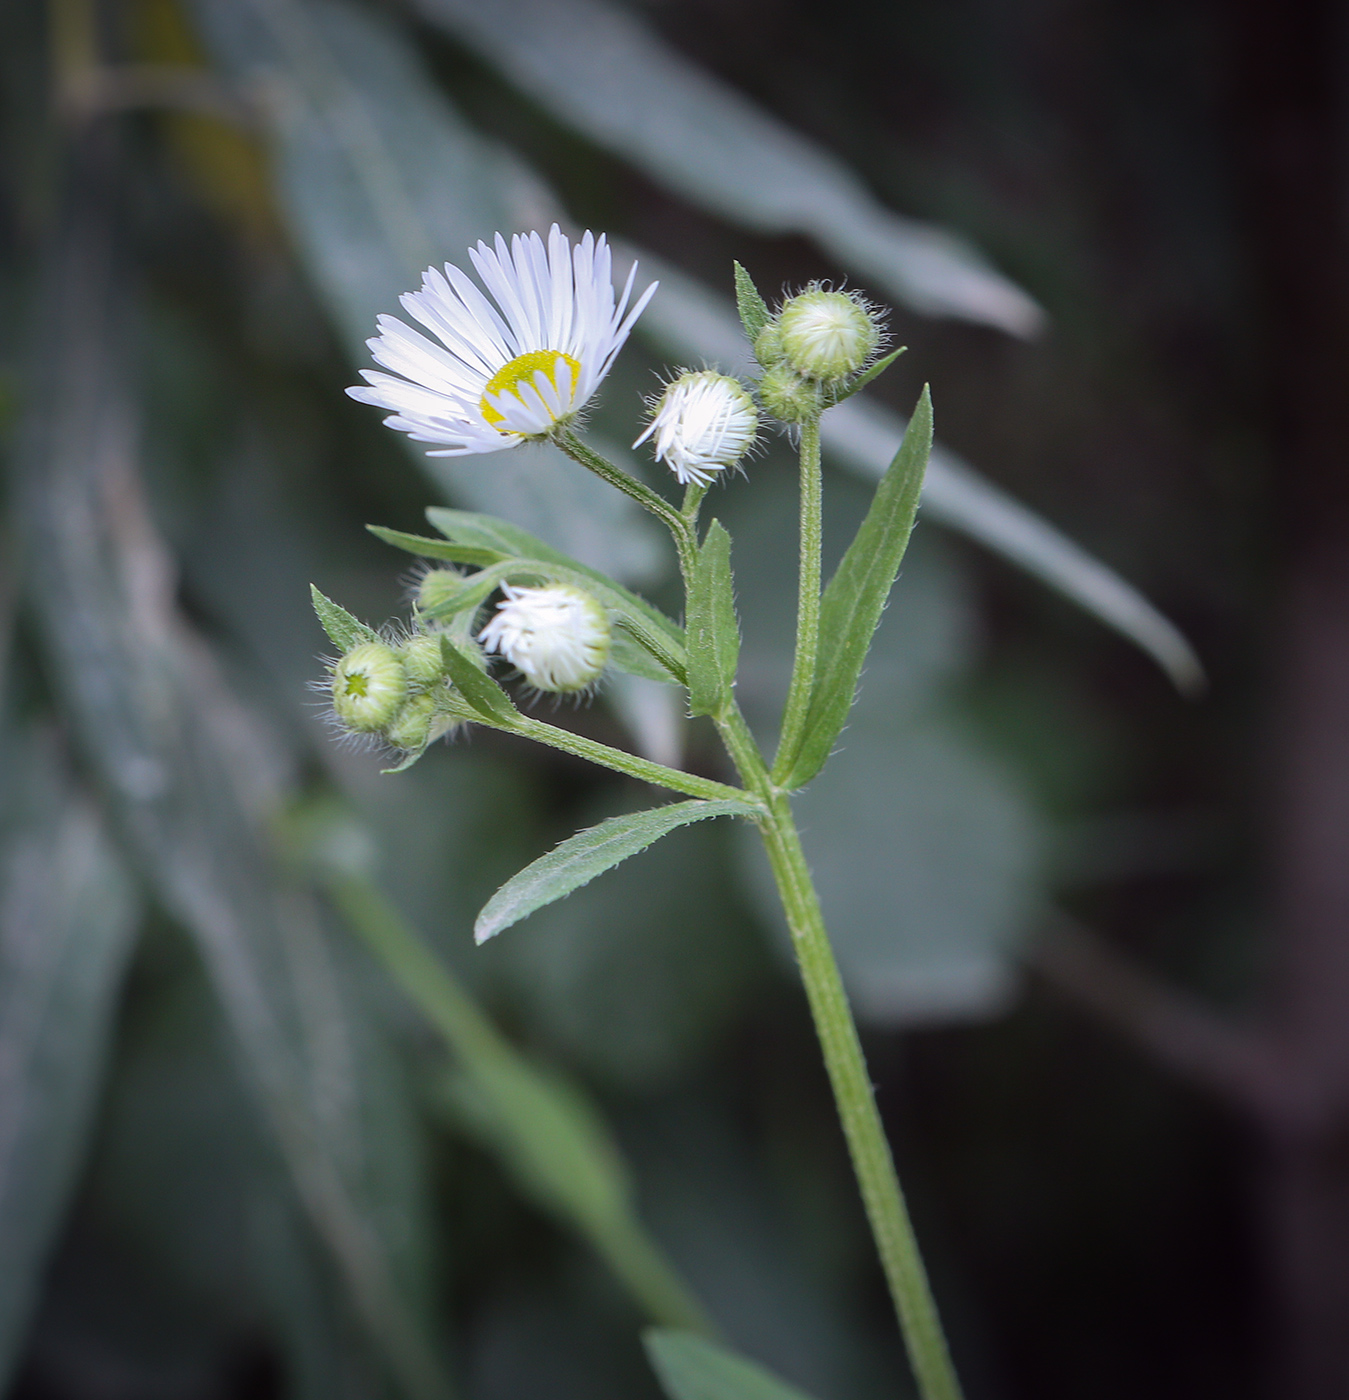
[2,0,1338,1397]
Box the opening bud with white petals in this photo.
[777,288,881,384]
[479,583,611,694]
[634,370,758,486]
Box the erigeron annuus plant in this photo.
[316,226,960,1400]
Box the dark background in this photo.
[5,1,1349,1398]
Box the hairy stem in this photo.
[756,791,963,1400]
[554,429,697,579]
[772,416,823,781]
[504,711,755,806]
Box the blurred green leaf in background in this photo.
[0,0,1280,1395]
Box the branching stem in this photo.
[772,416,823,781]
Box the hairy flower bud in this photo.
[478,583,611,694]
[417,569,468,620]
[752,321,784,368]
[777,289,880,383]
[634,370,758,486]
[756,361,824,425]
[383,692,442,751]
[331,642,407,732]
[399,633,446,690]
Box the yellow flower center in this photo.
[480,349,582,429]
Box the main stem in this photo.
[773,417,823,780]
[757,789,963,1400]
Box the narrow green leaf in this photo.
[733,261,770,343]
[416,0,1044,335]
[685,521,740,717]
[475,799,757,943]
[783,386,933,789]
[429,507,685,647]
[829,345,907,402]
[438,635,517,723]
[367,524,505,568]
[310,584,379,652]
[427,505,578,563]
[644,1330,818,1400]
[428,507,688,682]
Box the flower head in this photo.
[347,226,656,456]
[478,583,611,694]
[634,370,758,486]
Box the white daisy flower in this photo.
[634,369,759,486]
[478,583,611,694]
[346,225,656,456]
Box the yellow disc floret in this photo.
[480,350,582,429]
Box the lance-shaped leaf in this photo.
[685,521,740,717]
[311,584,380,652]
[422,509,688,682]
[476,799,758,943]
[779,388,932,789]
[0,739,140,1391]
[644,1330,818,1400]
[426,507,684,648]
[438,636,518,723]
[625,245,1203,692]
[366,526,505,569]
[413,0,1042,335]
[733,262,770,343]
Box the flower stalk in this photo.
[331,236,961,1399]
[772,415,824,784]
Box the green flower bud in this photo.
[778,289,880,383]
[417,568,466,618]
[331,642,407,732]
[753,321,784,368]
[400,633,446,691]
[383,692,441,752]
[756,361,824,425]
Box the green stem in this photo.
[680,480,709,527]
[504,711,756,807]
[756,791,964,1400]
[771,416,823,782]
[325,871,713,1335]
[555,429,697,580]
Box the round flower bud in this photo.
[633,370,758,486]
[753,321,784,368]
[777,289,880,383]
[478,583,611,694]
[331,642,407,732]
[399,633,446,691]
[417,568,467,620]
[383,692,442,752]
[756,361,824,425]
